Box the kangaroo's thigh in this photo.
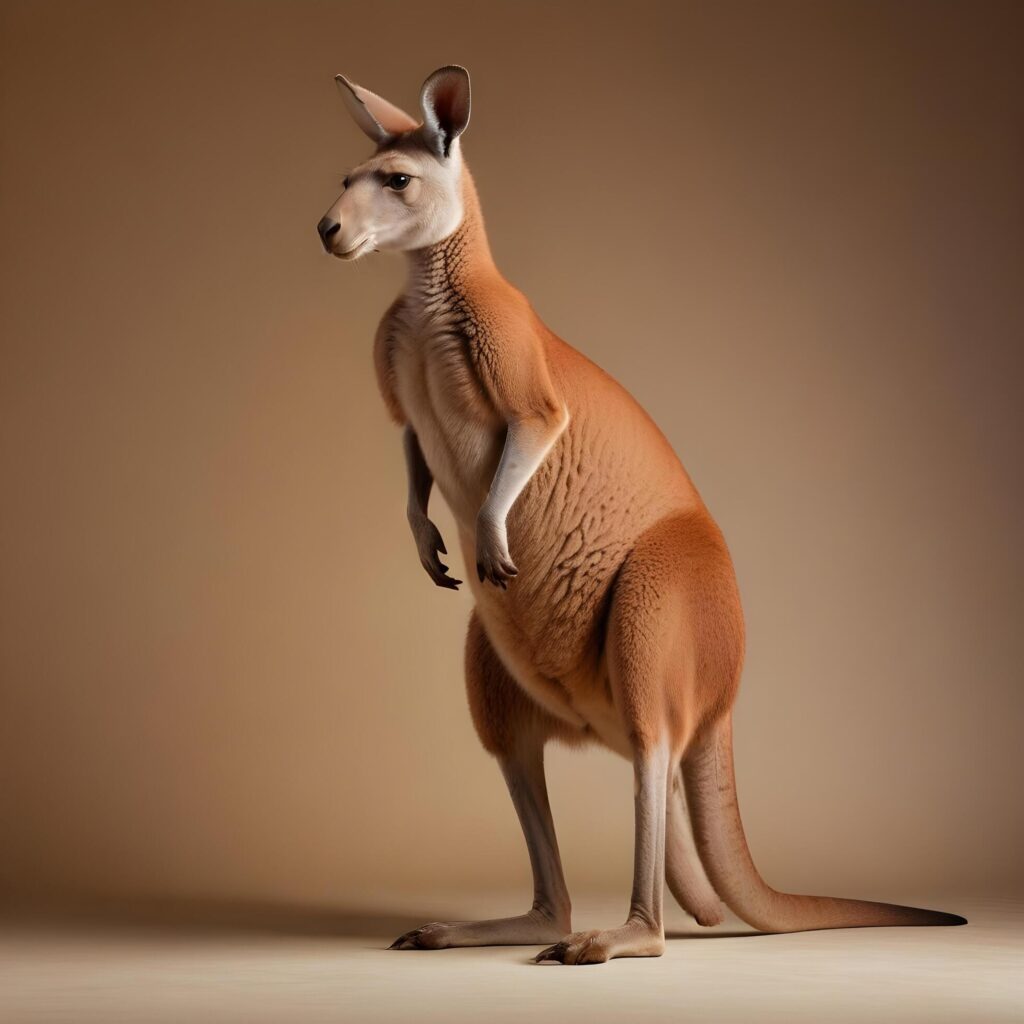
[464,610,574,755]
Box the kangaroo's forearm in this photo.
[479,410,568,529]
[402,425,433,522]
[402,424,461,589]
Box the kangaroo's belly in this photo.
[458,410,689,747]
[391,317,697,746]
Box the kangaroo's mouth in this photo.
[333,236,375,261]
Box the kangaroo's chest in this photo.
[390,303,501,525]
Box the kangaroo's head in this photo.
[317,66,471,261]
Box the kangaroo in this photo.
[316,65,966,965]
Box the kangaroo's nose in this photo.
[317,216,341,252]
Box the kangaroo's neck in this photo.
[403,166,503,309]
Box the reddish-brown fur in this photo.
[323,66,965,963]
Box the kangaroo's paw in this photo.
[534,920,665,965]
[474,516,518,589]
[390,910,569,950]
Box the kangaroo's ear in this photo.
[420,65,471,159]
[335,74,418,144]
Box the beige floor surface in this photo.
[1,894,1020,1023]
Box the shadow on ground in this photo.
[3,897,449,941]
[3,896,772,943]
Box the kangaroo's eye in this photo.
[342,176,351,189]
[386,173,411,191]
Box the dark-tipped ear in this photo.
[420,65,471,159]
[335,74,418,145]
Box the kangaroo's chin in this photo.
[333,237,376,261]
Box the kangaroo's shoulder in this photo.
[388,265,558,425]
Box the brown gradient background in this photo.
[1,0,1022,918]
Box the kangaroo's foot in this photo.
[534,917,665,965]
[390,907,570,949]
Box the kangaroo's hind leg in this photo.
[537,515,708,965]
[391,612,573,950]
[536,512,739,965]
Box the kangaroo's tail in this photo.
[682,715,967,932]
